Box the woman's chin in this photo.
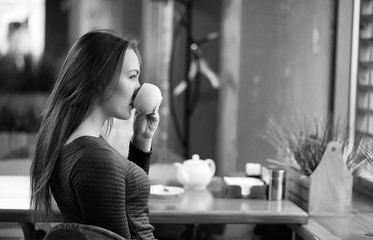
[114,108,133,120]
[115,115,131,121]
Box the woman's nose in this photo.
[135,81,141,89]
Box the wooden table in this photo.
[0,175,308,239]
[149,189,307,224]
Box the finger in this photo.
[134,110,141,117]
[147,112,160,122]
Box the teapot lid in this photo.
[185,154,202,164]
[191,154,200,160]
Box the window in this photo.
[356,0,373,138]
[350,0,373,196]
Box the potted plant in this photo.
[264,115,364,216]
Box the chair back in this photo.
[43,223,126,240]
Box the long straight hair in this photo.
[30,30,140,219]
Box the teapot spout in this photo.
[174,162,189,185]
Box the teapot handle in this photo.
[205,159,216,177]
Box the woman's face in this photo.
[102,49,140,120]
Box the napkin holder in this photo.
[223,177,267,199]
[224,185,267,199]
[286,141,353,216]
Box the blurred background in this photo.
[0,0,365,239]
[0,0,352,177]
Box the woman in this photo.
[30,30,159,240]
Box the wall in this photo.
[189,1,221,160]
[218,0,336,175]
[139,0,336,169]
[167,0,221,160]
[69,0,142,38]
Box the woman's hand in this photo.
[131,111,160,152]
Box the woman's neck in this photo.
[65,107,107,145]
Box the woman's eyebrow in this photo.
[129,69,140,75]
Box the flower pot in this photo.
[286,141,353,216]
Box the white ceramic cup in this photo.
[133,83,163,114]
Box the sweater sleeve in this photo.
[128,142,151,174]
[71,149,130,239]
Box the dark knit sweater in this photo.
[51,136,155,240]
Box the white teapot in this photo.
[174,154,216,190]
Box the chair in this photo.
[43,223,126,240]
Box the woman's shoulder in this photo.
[65,136,117,157]
[63,136,125,172]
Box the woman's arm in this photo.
[131,111,160,153]
[128,142,151,174]
[130,111,159,173]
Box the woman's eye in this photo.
[130,75,138,80]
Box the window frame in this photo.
[343,0,373,194]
